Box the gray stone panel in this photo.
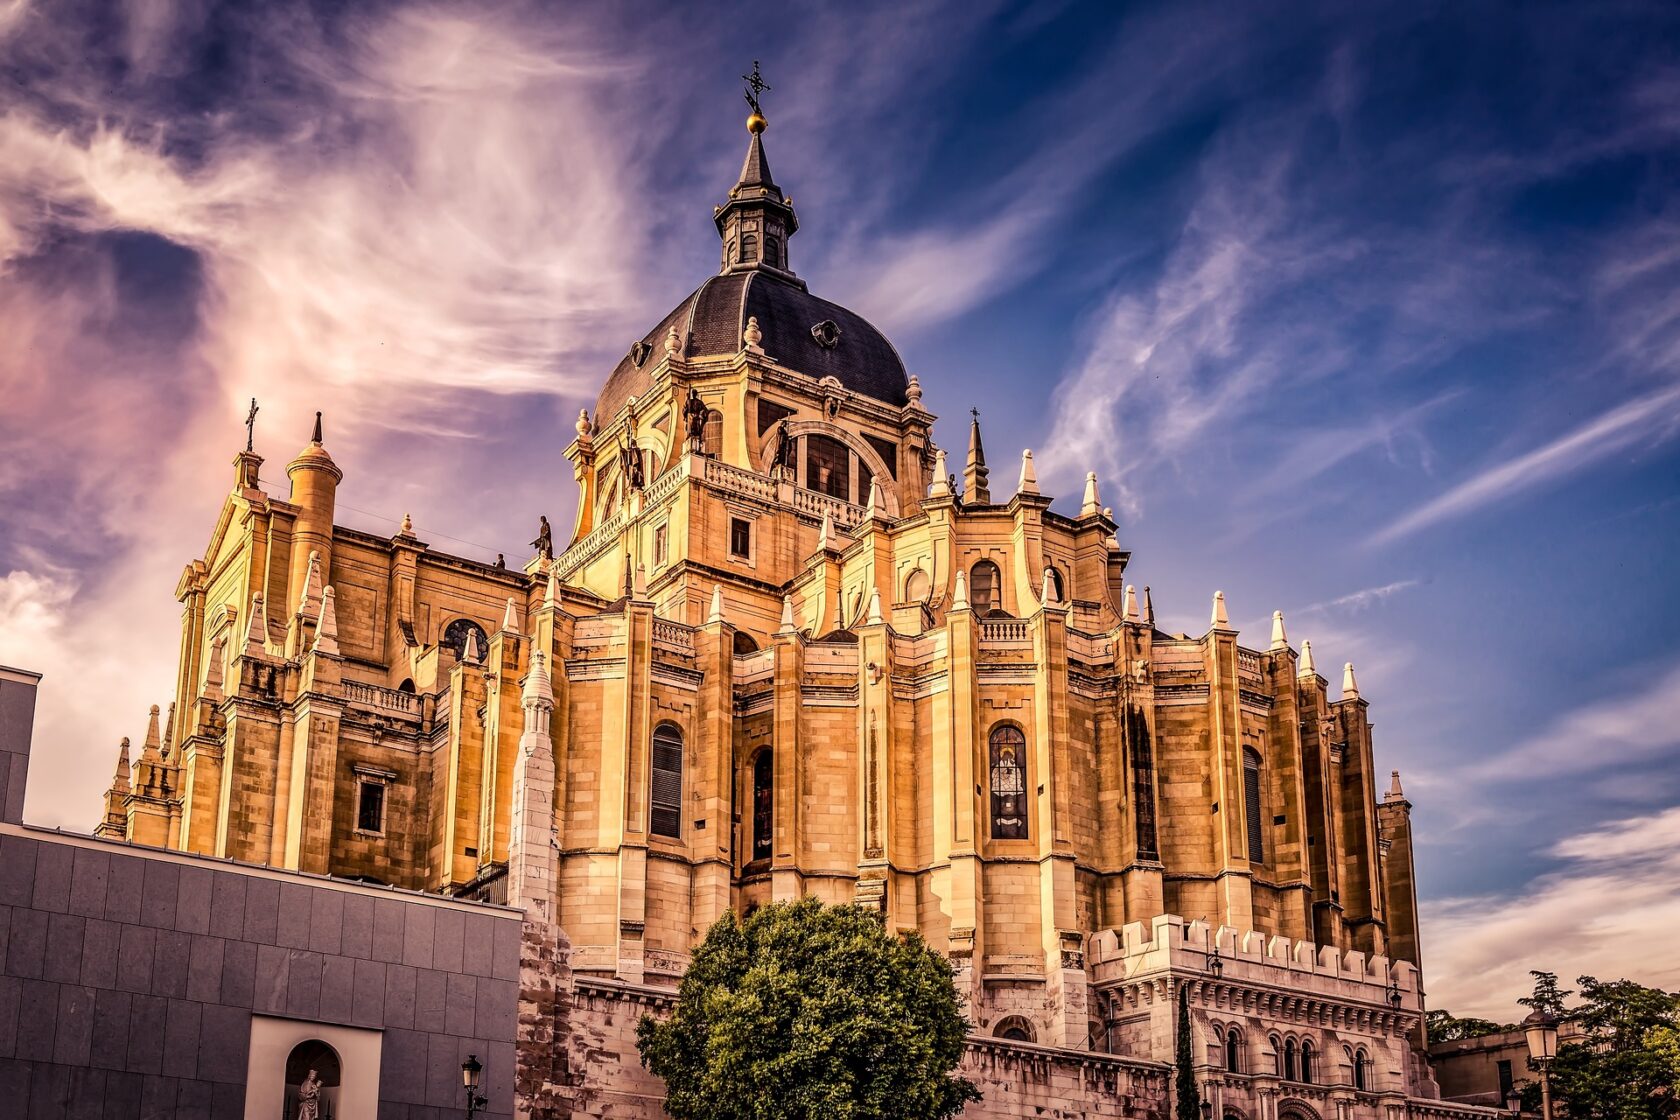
[308,888,344,955]
[104,1067,143,1118]
[114,925,154,994]
[384,962,417,1029]
[67,850,109,919]
[174,865,212,935]
[161,998,202,1078]
[252,944,289,1015]
[152,928,191,998]
[415,967,447,1028]
[372,897,406,962]
[176,1075,214,1120]
[30,841,72,913]
[211,1077,245,1120]
[351,958,386,1026]
[43,913,86,984]
[219,938,256,1008]
[125,993,167,1074]
[402,904,435,969]
[319,954,355,1023]
[445,972,475,1037]
[379,1026,427,1105]
[0,974,19,1058]
[7,906,47,978]
[15,978,58,1062]
[88,988,130,1072]
[285,949,323,1019]
[102,854,144,925]
[432,909,464,973]
[27,1061,68,1120]
[196,1004,249,1085]
[492,917,520,977]
[52,984,95,1067]
[79,919,120,990]
[341,893,374,958]
[207,870,246,940]
[0,835,35,908]
[186,935,223,1003]
[277,882,314,949]
[242,878,279,943]
[138,861,178,929]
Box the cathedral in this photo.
[90,97,1476,1119]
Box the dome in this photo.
[596,270,910,425]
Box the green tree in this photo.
[636,898,981,1120]
[1426,1008,1510,1044]
[1518,970,1573,1019]
[1175,985,1201,1120]
[1520,974,1680,1120]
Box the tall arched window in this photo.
[970,560,1002,615]
[441,618,489,662]
[702,409,724,457]
[805,433,851,500]
[651,723,683,838]
[1284,1037,1298,1081]
[1243,748,1264,864]
[733,631,760,655]
[751,749,773,861]
[1353,1047,1369,1090]
[1224,1028,1242,1073]
[988,724,1028,840]
[1046,566,1067,603]
[904,567,930,603]
[1300,1040,1315,1084]
[995,1016,1034,1042]
[764,236,781,268]
[740,233,758,262]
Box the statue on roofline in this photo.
[683,387,709,453]
[531,515,553,560]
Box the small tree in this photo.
[637,898,981,1120]
[1518,970,1573,1019]
[1426,1008,1511,1044]
[1530,975,1680,1120]
[1175,985,1202,1120]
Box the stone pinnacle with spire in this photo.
[963,409,990,505]
[1298,639,1317,678]
[1342,662,1360,700]
[1018,449,1038,496]
[297,550,323,619]
[1143,586,1155,626]
[1271,610,1288,650]
[1211,590,1230,630]
[817,510,834,552]
[244,592,268,656]
[707,584,725,625]
[522,647,553,714]
[951,568,969,612]
[501,597,521,636]
[1385,769,1406,802]
[929,449,951,498]
[314,585,342,656]
[1124,585,1140,623]
[1081,472,1102,517]
[779,592,797,634]
[865,587,883,626]
[112,737,132,794]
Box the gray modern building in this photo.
[0,664,521,1119]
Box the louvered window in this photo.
[1243,748,1264,864]
[752,749,773,861]
[651,724,683,838]
[988,724,1028,840]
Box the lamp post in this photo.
[1207,946,1224,978]
[461,1054,488,1118]
[1505,1088,1523,1115]
[1522,1011,1559,1120]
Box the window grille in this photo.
[1243,748,1264,864]
[988,724,1028,840]
[651,724,683,838]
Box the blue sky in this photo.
[1,0,1677,1017]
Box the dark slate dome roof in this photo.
[596,270,910,425]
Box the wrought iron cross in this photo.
[743,60,770,115]
[244,397,259,452]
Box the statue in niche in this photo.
[769,419,795,475]
[682,387,708,452]
[622,432,646,491]
[295,1069,322,1120]
[531,515,553,560]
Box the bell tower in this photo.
[716,63,798,278]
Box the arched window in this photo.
[1046,566,1067,603]
[1224,1028,1242,1073]
[1243,748,1264,864]
[988,724,1028,840]
[396,678,415,694]
[805,433,851,500]
[1353,1048,1369,1090]
[284,1039,341,1119]
[751,749,773,861]
[740,233,758,262]
[651,723,683,838]
[702,409,724,457]
[995,1016,1034,1042]
[1300,1040,1315,1084]
[970,560,1002,615]
[764,236,781,268]
[441,619,489,662]
[1284,1037,1298,1081]
[904,567,930,603]
[732,631,759,655]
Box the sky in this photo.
[1,0,1678,1020]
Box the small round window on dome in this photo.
[810,319,842,349]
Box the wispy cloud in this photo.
[1370,384,1680,545]
[1300,579,1421,615]
[1424,806,1680,1018]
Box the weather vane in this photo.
[742,60,770,117]
[245,397,259,453]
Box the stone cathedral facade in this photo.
[94,107,1486,1119]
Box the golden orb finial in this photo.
[747,110,767,134]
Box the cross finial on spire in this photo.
[311,411,323,445]
[971,407,980,421]
[743,60,770,118]
[244,398,259,453]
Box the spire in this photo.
[160,702,176,760]
[141,706,163,763]
[779,592,797,634]
[501,597,521,636]
[1385,769,1406,802]
[1342,662,1360,700]
[929,449,952,498]
[716,69,798,275]
[963,410,991,505]
[1124,585,1140,623]
[1081,472,1102,517]
[522,648,553,712]
[1271,610,1288,650]
[244,592,268,656]
[866,587,883,626]
[951,568,969,612]
[544,568,560,613]
[313,586,341,656]
[1018,449,1038,496]
[1211,590,1230,630]
[1040,568,1056,609]
[707,583,724,625]
[634,562,648,600]
[1298,639,1317,677]
[310,410,323,445]
[297,550,323,618]
[864,478,882,519]
[817,510,834,552]
[463,624,484,666]
[1142,585,1155,626]
[111,737,132,794]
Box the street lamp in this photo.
[1207,946,1224,978]
[1522,1011,1559,1120]
[1505,1088,1523,1114]
[461,1054,488,1118]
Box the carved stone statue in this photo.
[682,387,709,452]
[622,433,645,491]
[296,1068,322,1120]
[531,516,553,560]
[769,420,795,474]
